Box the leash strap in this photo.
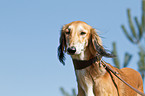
[101,60,145,96]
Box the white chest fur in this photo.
[76,69,95,96]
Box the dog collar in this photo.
[72,56,99,70]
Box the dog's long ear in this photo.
[58,27,67,65]
[89,28,115,58]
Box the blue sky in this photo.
[0,0,143,96]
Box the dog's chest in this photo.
[76,68,115,96]
[76,69,95,96]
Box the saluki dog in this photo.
[58,21,144,96]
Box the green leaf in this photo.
[121,25,134,43]
[127,9,138,40]
[138,47,145,79]
[60,87,77,96]
[142,13,145,32]
[141,73,144,80]
[123,53,132,67]
[142,0,145,31]
[134,17,143,41]
[60,87,71,96]
[112,42,120,69]
[72,89,77,96]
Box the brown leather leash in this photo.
[101,60,145,96]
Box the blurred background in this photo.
[0,0,144,96]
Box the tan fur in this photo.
[60,21,144,96]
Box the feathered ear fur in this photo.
[89,28,115,58]
[58,27,67,65]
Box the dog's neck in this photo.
[71,47,104,71]
[70,47,107,95]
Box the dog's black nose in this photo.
[67,46,76,54]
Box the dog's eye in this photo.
[65,29,70,35]
[80,32,86,35]
[66,31,70,35]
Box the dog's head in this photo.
[58,21,114,65]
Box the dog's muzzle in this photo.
[67,46,76,54]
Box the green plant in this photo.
[113,0,145,78]
[60,87,77,96]
[112,42,132,69]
